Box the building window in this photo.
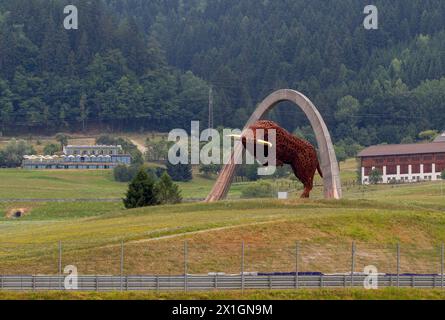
[400,165,409,174]
[387,165,397,175]
[412,164,420,174]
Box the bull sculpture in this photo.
[229,120,322,198]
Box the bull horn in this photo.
[256,139,273,147]
[226,134,273,147]
[226,134,242,139]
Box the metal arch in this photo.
[205,89,342,202]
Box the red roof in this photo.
[357,142,445,157]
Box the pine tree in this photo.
[123,169,159,209]
[155,172,182,204]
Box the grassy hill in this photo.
[0,157,444,299]
[1,195,445,276]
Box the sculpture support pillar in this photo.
[205,89,342,202]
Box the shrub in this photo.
[236,163,259,181]
[114,164,136,182]
[114,164,161,182]
[369,168,382,184]
[43,143,61,155]
[199,163,221,177]
[241,181,276,199]
[0,139,35,167]
[123,169,159,209]
[55,133,69,149]
[441,170,445,180]
[166,161,192,182]
[155,172,182,204]
[146,139,171,161]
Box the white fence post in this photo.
[58,241,62,290]
[184,240,188,292]
[441,243,444,289]
[120,240,124,291]
[295,241,299,289]
[241,241,245,293]
[350,241,356,287]
[397,243,400,288]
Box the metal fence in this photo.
[0,240,444,291]
[1,274,444,291]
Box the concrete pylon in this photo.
[205,89,342,202]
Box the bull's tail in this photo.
[317,162,323,178]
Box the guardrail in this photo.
[0,274,444,291]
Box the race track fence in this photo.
[0,274,444,291]
[2,240,445,291]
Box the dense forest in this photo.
[0,0,445,148]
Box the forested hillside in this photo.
[1,0,445,148]
[0,0,209,133]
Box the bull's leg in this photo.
[300,183,312,198]
[291,162,312,198]
[300,174,314,198]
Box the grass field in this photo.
[1,197,445,275]
[1,288,445,300]
[0,157,444,299]
[0,169,126,199]
[0,168,252,200]
[0,158,360,200]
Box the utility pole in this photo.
[208,86,214,130]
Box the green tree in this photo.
[55,133,69,150]
[418,130,439,142]
[335,95,360,129]
[441,170,445,180]
[334,144,347,163]
[123,169,159,209]
[114,164,135,182]
[0,79,13,133]
[43,143,61,155]
[155,172,182,204]
[199,163,221,177]
[166,161,193,182]
[146,139,170,161]
[0,139,35,167]
[369,169,383,185]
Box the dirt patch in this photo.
[6,208,30,219]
